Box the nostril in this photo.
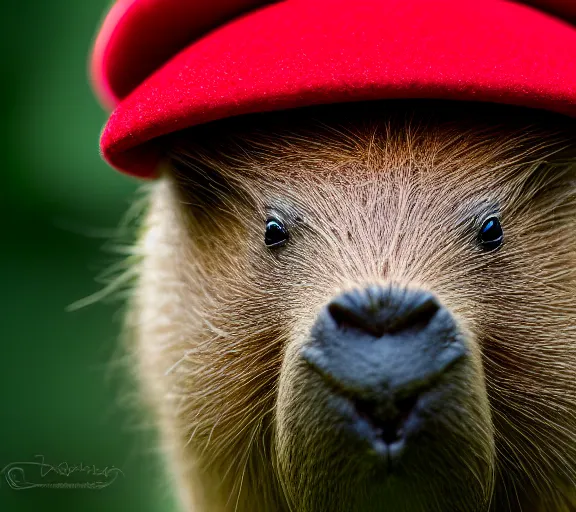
[327,300,386,337]
[390,294,440,333]
[327,302,367,332]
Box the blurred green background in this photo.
[2,1,176,509]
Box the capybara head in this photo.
[128,102,576,512]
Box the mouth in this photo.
[356,394,419,444]
[325,386,423,468]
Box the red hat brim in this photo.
[92,0,576,178]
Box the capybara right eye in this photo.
[265,217,289,248]
[478,216,504,251]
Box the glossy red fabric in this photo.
[91,0,576,177]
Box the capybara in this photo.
[125,102,576,512]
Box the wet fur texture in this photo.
[125,102,576,511]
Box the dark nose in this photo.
[303,285,467,451]
[327,285,441,337]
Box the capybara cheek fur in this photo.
[127,104,576,512]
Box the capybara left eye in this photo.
[478,216,504,251]
[265,218,289,248]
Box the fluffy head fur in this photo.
[126,102,576,512]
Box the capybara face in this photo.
[130,103,576,512]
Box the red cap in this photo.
[90,0,576,178]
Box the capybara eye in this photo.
[478,216,504,251]
[265,217,289,248]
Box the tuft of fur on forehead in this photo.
[128,101,576,512]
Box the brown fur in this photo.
[125,102,576,511]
